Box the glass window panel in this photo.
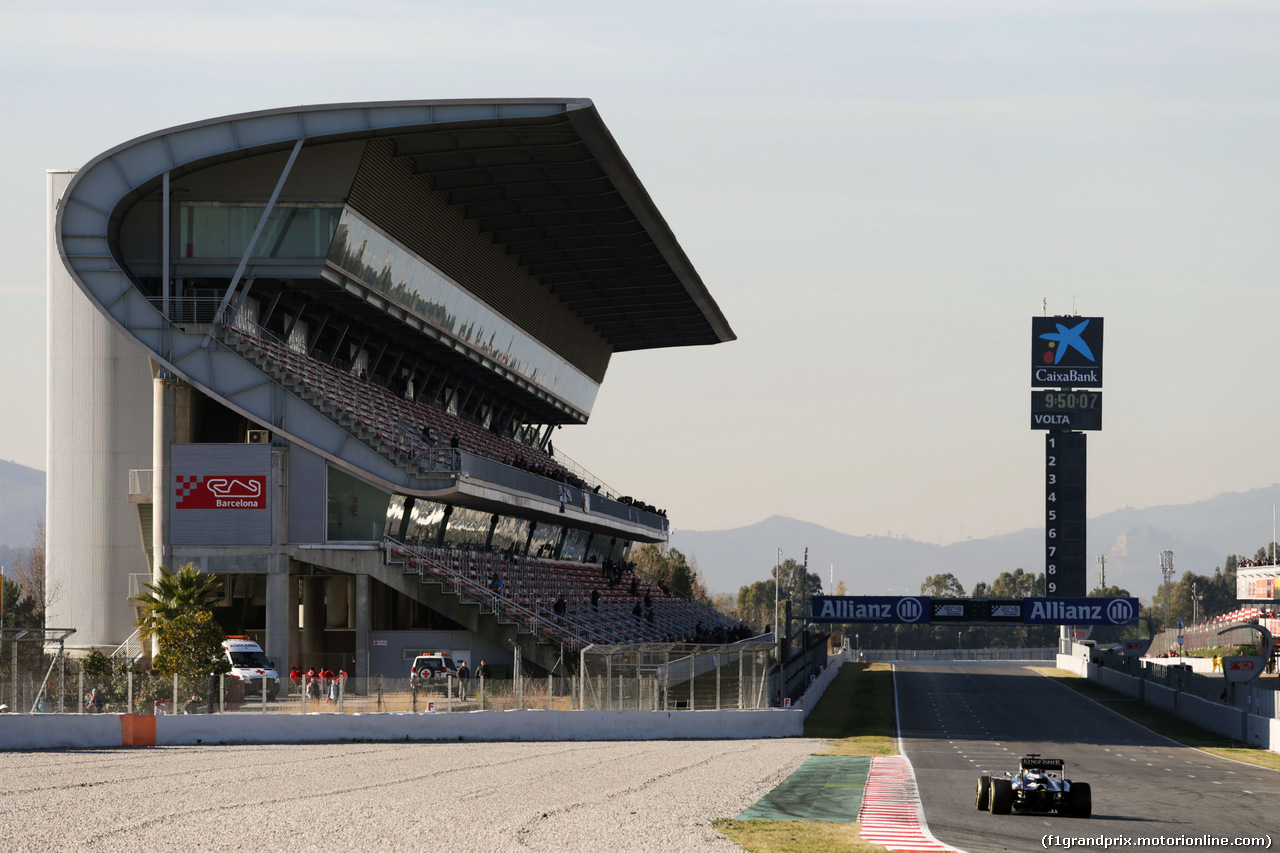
[490,515,532,555]
[406,499,448,546]
[560,528,589,562]
[327,209,600,415]
[442,507,493,549]
[179,204,340,259]
[528,523,562,559]
[326,465,392,541]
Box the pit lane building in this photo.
[48,99,735,676]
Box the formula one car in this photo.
[976,755,1091,818]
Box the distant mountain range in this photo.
[0,459,43,549]
[670,485,1280,604]
[3,454,1274,606]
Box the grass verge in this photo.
[713,820,887,853]
[715,662,897,853]
[1031,666,1280,772]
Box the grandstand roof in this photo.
[70,98,734,356]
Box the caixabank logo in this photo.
[175,475,267,509]
[1031,316,1103,388]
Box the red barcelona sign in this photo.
[175,475,266,509]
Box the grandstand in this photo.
[48,99,737,677]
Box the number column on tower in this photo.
[1046,432,1087,597]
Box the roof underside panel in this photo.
[378,112,735,353]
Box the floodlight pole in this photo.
[1160,550,1175,631]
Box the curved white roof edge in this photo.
[54,99,592,503]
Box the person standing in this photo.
[456,660,471,700]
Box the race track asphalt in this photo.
[896,662,1280,853]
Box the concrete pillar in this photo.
[302,578,325,660]
[326,577,349,628]
[265,564,289,673]
[150,369,176,657]
[355,574,369,679]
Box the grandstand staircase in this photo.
[219,328,429,474]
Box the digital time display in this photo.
[1031,390,1103,431]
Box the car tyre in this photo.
[990,778,1013,815]
[976,775,991,811]
[1069,782,1091,818]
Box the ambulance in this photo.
[222,636,281,700]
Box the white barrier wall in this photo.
[0,707,806,751]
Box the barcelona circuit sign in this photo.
[1031,317,1103,388]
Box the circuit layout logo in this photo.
[175,475,266,509]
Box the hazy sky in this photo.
[4,0,1279,546]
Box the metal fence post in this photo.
[478,674,485,711]
[219,674,225,714]
[518,672,524,711]
[715,653,721,711]
[128,671,133,714]
[689,651,696,711]
[738,651,745,710]
[59,649,65,714]
[411,682,417,713]
[339,675,345,713]
[446,674,453,713]
[173,673,178,712]
[302,679,308,714]
[377,675,383,712]
[547,674,553,711]
[78,670,84,715]
[262,677,268,713]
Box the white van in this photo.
[222,636,280,700]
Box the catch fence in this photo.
[577,641,777,711]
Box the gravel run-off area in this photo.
[0,737,825,852]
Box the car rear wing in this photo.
[1020,757,1064,771]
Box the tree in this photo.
[151,611,230,681]
[628,545,708,601]
[921,573,965,598]
[134,563,224,643]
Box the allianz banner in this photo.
[171,443,271,546]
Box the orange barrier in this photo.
[119,715,157,747]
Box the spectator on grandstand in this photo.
[553,596,567,620]
[646,607,655,625]
[489,572,503,595]
[630,576,639,595]
[632,600,643,619]
[643,591,653,609]
[590,588,600,611]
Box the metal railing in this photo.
[578,641,777,711]
[387,538,614,649]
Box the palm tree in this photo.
[134,563,223,642]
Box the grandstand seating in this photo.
[386,539,743,649]
[218,322,580,483]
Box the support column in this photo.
[265,565,289,674]
[150,369,176,657]
[302,578,325,662]
[355,574,369,679]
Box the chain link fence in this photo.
[577,641,776,711]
